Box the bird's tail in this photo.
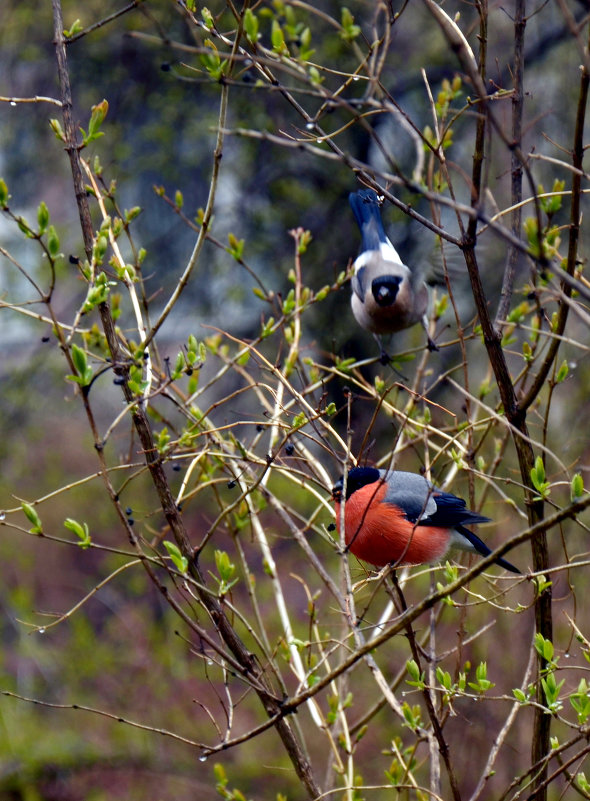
[456,525,521,574]
[349,189,389,252]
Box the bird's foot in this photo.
[427,337,439,352]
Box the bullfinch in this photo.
[332,466,520,573]
[349,189,438,355]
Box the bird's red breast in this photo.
[334,480,452,567]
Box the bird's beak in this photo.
[332,478,343,502]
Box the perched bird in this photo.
[332,466,519,573]
[348,188,437,356]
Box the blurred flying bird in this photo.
[348,189,438,357]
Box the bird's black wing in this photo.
[422,491,520,573]
[351,266,366,302]
[455,525,521,574]
[419,490,490,528]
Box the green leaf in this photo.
[334,356,356,373]
[81,99,109,146]
[200,40,227,80]
[405,659,425,688]
[125,206,142,222]
[299,26,312,57]
[297,229,312,254]
[227,232,244,260]
[71,343,88,376]
[523,217,541,257]
[507,301,530,323]
[260,317,275,338]
[213,762,227,788]
[37,201,49,233]
[47,225,60,257]
[0,178,9,207]
[292,412,308,430]
[68,343,94,387]
[112,217,123,238]
[163,540,188,574]
[540,179,565,216]
[434,293,448,319]
[64,19,83,37]
[157,428,171,453]
[271,19,287,52]
[81,271,114,314]
[282,288,296,314]
[253,287,268,301]
[49,118,66,142]
[571,473,584,500]
[63,19,83,38]
[534,633,556,664]
[187,334,198,354]
[541,672,564,711]
[522,341,532,362]
[22,502,43,534]
[374,375,385,394]
[284,348,297,376]
[530,456,550,498]
[436,667,453,691]
[468,662,495,693]
[533,574,552,595]
[185,348,197,370]
[570,678,590,723]
[401,702,421,729]
[212,550,238,595]
[555,360,568,383]
[93,234,108,263]
[340,7,361,41]
[308,66,323,86]
[243,8,259,43]
[64,517,91,548]
[64,517,86,538]
[201,7,214,28]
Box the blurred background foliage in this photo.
[2,0,590,799]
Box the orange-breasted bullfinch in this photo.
[332,467,520,573]
[349,189,438,355]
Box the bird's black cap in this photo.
[332,466,381,501]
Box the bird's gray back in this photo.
[379,470,438,521]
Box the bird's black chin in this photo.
[372,276,402,307]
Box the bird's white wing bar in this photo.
[353,248,406,274]
[379,239,402,263]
